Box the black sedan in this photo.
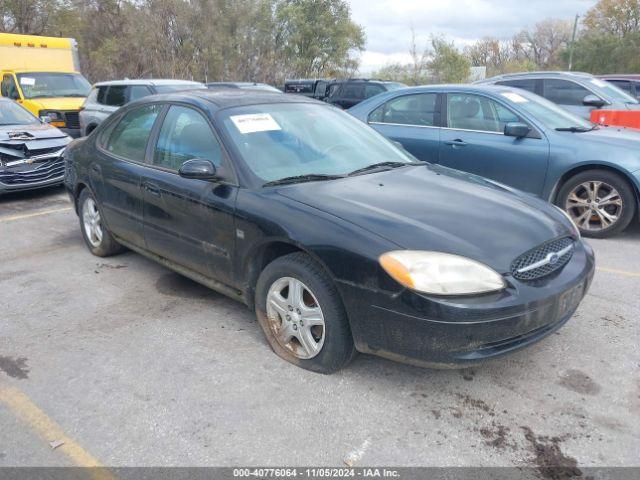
[63,90,595,373]
[0,98,71,194]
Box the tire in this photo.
[255,252,356,373]
[556,169,636,239]
[78,188,123,257]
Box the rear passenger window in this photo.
[496,79,537,94]
[369,93,438,127]
[153,105,222,171]
[341,84,364,99]
[129,85,152,102]
[105,86,127,107]
[364,84,385,99]
[105,104,161,161]
[543,79,592,106]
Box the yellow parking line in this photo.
[597,267,640,278]
[0,385,115,479]
[0,207,72,223]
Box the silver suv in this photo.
[79,79,205,136]
[477,71,640,119]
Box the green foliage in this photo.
[429,36,470,83]
[1,0,364,83]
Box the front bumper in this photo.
[339,241,595,367]
[0,157,65,194]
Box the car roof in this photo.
[367,84,522,94]
[597,74,640,80]
[481,71,594,82]
[93,79,203,87]
[130,89,320,111]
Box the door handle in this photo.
[144,182,160,196]
[444,139,468,147]
[90,164,100,173]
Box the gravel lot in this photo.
[1,186,638,472]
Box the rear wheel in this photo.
[255,252,355,373]
[557,170,636,238]
[78,188,123,256]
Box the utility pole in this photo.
[568,14,579,71]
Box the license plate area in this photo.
[558,282,584,318]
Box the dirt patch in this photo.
[558,369,601,396]
[0,356,29,379]
[461,369,476,381]
[96,263,127,270]
[522,426,581,480]
[155,272,218,300]
[601,314,625,328]
[479,423,511,449]
[456,393,494,415]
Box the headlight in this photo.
[39,110,64,122]
[554,205,580,238]
[379,251,506,296]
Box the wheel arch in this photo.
[549,163,640,209]
[243,239,336,310]
[73,182,89,213]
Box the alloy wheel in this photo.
[82,197,103,247]
[565,181,623,232]
[266,277,326,359]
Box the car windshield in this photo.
[0,101,39,125]
[220,103,418,183]
[499,90,594,130]
[154,83,206,93]
[588,78,638,104]
[16,72,91,99]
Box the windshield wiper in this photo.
[263,173,345,187]
[555,126,595,132]
[347,161,412,176]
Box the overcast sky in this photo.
[347,0,599,72]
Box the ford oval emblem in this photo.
[548,252,560,265]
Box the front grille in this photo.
[511,237,574,281]
[64,112,80,129]
[26,145,65,157]
[0,158,64,185]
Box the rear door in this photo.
[142,104,237,284]
[367,92,442,162]
[331,83,364,109]
[438,92,549,196]
[94,103,163,247]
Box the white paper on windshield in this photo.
[591,79,608,88]
[19,77,35,86]
[501,92,528,103]
[230,113,281,134]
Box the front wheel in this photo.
[556,170,636,238]
[255,252,355,373]
[78,188,124,256]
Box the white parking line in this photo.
[596,267,640,278]
[0,207,72,223]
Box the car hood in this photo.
[277,165,573,273]
[0,123,68,141]
[24,97,86,111]
[570,124,640,149]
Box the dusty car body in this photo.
[0,98,70,194]
[63,90,594,373]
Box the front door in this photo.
[438,92,549,196]
[94,103,163,247]
[541,79,596,119]
[142,104,237,285]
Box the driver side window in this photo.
[153,105,222,171]
[447,93,524,133]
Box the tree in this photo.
[0,0,58,34]
[515,18,572,68]
[583,0,640,38]
[428,36,470,83]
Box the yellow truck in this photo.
[0,33,91,137]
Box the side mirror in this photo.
[583,94,607,108]
[40,115,52,124]
[178,158,218,180]
[504,122,531,138]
